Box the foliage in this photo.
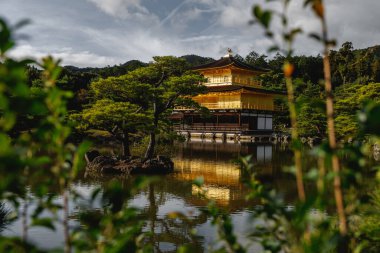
[335,82,380,139]
[25,39,380,139]
[76,99,150,133]
[118,56,207,159]
[72,56,206,158]
[1,17,82,252]
[190,1,380,253]
[204,202,246,253]
[0,17,152,253]
[353,187,380,253]
[1,0,380,252]
[72,178,153,253]
[73,97,152,157]
[192,109,380,253]
[297,82,326,137]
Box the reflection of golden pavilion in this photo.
[173,158,241,186]
[192,185,231,202]
[172,142,275,206]
[173,50,285,134]
[172,155,242,206]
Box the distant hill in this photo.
[180,54,215,67]
[28,44,380,93]
[62,55,214,77]
[48,55,213,91]
[354,45,380,58]
[64,60,148,78]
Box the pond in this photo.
[1,141,332,252]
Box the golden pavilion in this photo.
[173,50,285,137]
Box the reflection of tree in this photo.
[78,175,209,252]
[77,143,305,252]
[140,183,207,253]
[0,202,10,232]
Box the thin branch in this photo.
[320,4,348,237]
[285,74,306,202]
[155,72,166,88]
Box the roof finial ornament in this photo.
[224,48,233,58]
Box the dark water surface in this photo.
[3,141,310,252]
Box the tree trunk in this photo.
[324,53,348,236]
[320,14,348,250]
[121,131,131,158]
[145,101,158,159]
[63,188,71,253]
[22,197,28,242]
[285,72,306,202]
[145,114,158,159]
[148,184,157,248]
[145,132,156,159]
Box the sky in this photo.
[1,0,379,67]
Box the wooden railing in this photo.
[204,82,232,86]
[204,80,262,88]
[174,123,250,132]
[173,124,274,134]
[234,79,262,87]
[176,102,283,111]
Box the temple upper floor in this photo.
[202,68,262,87]
[191,50,270,88]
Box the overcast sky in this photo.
[1,0,379,67]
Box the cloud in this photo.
[159,0,190,27]
[179,35,224,43]
[2,0,380,67]
[9,44,118,67]
[217,0,254,28]
[86,0,154,20]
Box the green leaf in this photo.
[177,245,195,253]
[309,32,321,41]
[305,168,319,180]
[268,45,280,53]
[261,11,272,28]
[253,5,262,19]
[326,39,337,47]
[281,15,288,26]
[193,177,204,187]
[303,0,314,7]
[290,28,303,39]
[31,218,56,231]
[13,19,31,30]
[71,140,92,178]
[265,31,274,38]
[359,103,380,136]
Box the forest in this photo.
[27,42,380,141]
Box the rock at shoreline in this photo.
[85,151,174,175]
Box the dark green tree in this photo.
[336,42,355,85]
[297,82,326,137]
[335,82,380,139]
[73,99,151,157]
[74,56,206,159]
[124,56,206,159]
[245,50,269,69]
[72,73,153,158]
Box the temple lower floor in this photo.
[171,110,273,134]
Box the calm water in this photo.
[3,141,312,252]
